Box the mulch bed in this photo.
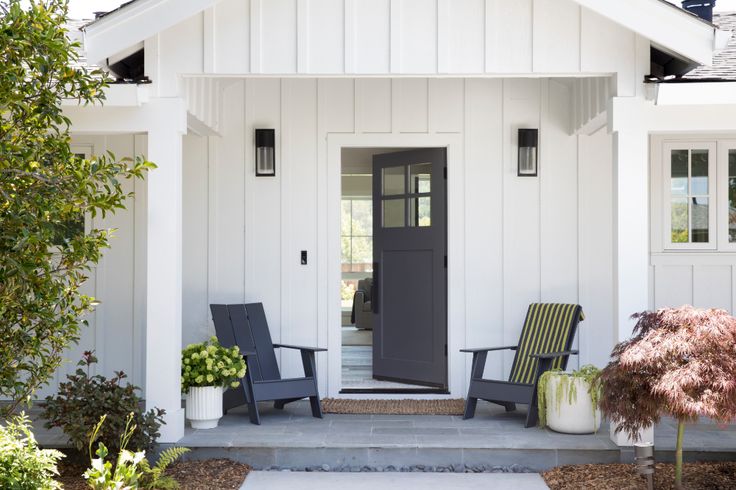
[543,462,736,489]
[321,397,465,415]
[57,457,250,489]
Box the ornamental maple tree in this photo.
[0,0,153,414]
[600,306,736,488]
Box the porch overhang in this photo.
[82,0,223,65]
[655,81,736,106]
[571,0,725,66]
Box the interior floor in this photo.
[341,327,422,390]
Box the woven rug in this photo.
[321,398,465,415]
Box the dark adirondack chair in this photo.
[461,303,584,427]
[210,303,326,425]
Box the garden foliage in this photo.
[0,0,153,415]
[600,305,736,487]
[181,337,247,393]
[84,413,188,490]
[42,352,164,454]
[0,413,64,490]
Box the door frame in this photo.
[326,133,464,399]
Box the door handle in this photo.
[372,262,379,314]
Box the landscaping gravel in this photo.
[543,462,736,489]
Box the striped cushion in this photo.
[508,303,584,385]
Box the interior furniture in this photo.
[351,277,374,330]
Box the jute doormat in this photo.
[321,398,465,415]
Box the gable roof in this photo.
[684,12,736,80]
[84,0,724,71]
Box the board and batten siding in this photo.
[181,78,615,394]
[32,134,148,400]
[150,0,644,95]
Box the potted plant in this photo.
[182,337,247,429]
[599,306,736,489]
[538,365,602,434]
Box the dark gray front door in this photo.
[372,148,447,388]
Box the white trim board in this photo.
[326,133,464,399]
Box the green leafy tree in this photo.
[0,0,154,415]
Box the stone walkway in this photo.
[240,471,550,489]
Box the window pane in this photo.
[671,150,688,196]
[691,197,709,243]
[341,200,352,236]
[382,199,404,227]
[671,197,689,243]
[351,236,373,268]
[410,197,431,227]
[730,150,736,243]
[691,149,709,195]
[341,236,352,269]
[382,166,405,196]
[351,199,372,235]
[410,163,432,194]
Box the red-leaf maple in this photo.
[600,306,736,487]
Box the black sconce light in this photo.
[518,128,538,177]
[255,128,275,177]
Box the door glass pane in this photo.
[351,199,373,234]
[382,166,405,196]
[410,163,432,194]
[671,197,689,243]
[691,197,709,243]
[382,199,405,227]
[691,149,709,195]
[730,150,736,243]
[410,197,431,227]
[671,150,689,196]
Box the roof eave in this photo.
[571,0,719,66]
[83,0,222,65]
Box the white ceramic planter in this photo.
[186,386,223,429]
[544,375,601,434]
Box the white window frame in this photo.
[717,140,736,251]
[662,141,717,250]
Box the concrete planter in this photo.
[186,386,223,429]
[544,374,601,434]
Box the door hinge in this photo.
[444,344,448,356]
[444,255,447,268]
[443,167,447,179]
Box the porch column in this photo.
[610,125,654,446]
[145,99,187,442]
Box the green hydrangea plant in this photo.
[181,337,247,394]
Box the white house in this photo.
[54,0,736,444]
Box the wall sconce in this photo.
[255,128,275,177]
[518,128,538,177]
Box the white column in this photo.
[610,127,654,446]
[145,101,187,442]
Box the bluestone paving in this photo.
[25,401,736,472]
[241,471,550,489]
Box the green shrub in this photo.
[0,413,64,490]
[42,352,164,454]
[181,337,246,394]
[84,413,189,490]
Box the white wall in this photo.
[181,78,616,395]
[36,134,148,399]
